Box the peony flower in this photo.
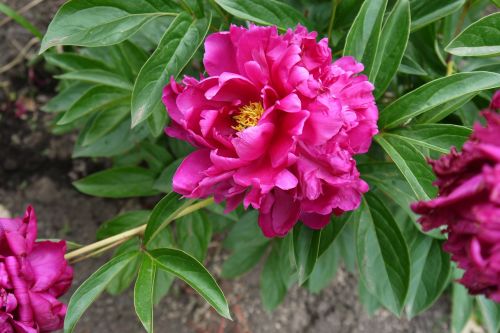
[0,206,73,332]
[411,106,500,301]
[163,25,378,237]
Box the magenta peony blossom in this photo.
[163,25,378,237]
[411,107,500,301]
[0,206,73,332]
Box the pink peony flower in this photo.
[163,25,378,237]
[0,206,73,332]
[411,108,500,301]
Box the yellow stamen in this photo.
[232,102,264,132]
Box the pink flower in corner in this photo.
[0,206,73,332]
[163,25,378,237]
[412,107,500,301]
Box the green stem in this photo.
[327,0,341,45]
[65,198,214,263]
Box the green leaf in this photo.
[358,278,381,315]
[356,194,411,315]
[292,224,321,285]
[131,13,211,127]
[375,135,436,200]
[477,296,500,333]
[73,119,148,158]
[44,52,110,72]
[177,211,212,261]
[96,210,150,240]
[446,13,500,57]
[386,124,472,154]
[64,252,139,333]
[42,83,94,113]
[56,69,133,91]
[371,0,410,98]
[398,54,428,76]
[40,0,179,52]
[222,243,268,278]
[224,210,269,249]
[134,255,156,333]
[0,2,42,39]
[213,0,311,30]
[415,93,477,124]
[410,0,465,31]
[343,0,387,76]
[143,193,192,245]
[378,72,500,129]
[260,245,287,311]
[451,276,473,333]
[140,142,173,173]
[318,213,350,257]
[58,86,129,125]
[308,240,340,294]
[73,166,159,198]
[82,104,130,145]
[405,237,451,317]
[148,248,231,319]
[106,239,142,295]
[153,158,183,193]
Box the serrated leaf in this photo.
[343,0,387,76]
[375,135,436,200]
[371,0,410,98]
[148,248,231,319]
[356,194,410,315]
[131,13,211,127]
[446,13,500,57]
[64,251,139,332]
[73,166,159,198]
[378,72,500,129]
[214,0,312,30]
[40,0,179,52]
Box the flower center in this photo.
[232,102,264,131]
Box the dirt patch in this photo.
[0,1,451,332]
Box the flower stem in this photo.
[65,198,214,263]
[327,0,341,46]
[445,0,471,75]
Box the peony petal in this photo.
[172,149,212,196]
[203,32,239,76]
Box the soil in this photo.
[0,1,451,332]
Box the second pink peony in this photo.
[163,25,378,237]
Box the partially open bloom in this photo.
[411,105,500,301]
[163,25,378,237]
[0,206,73,332]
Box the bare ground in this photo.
[0,1,450,332]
